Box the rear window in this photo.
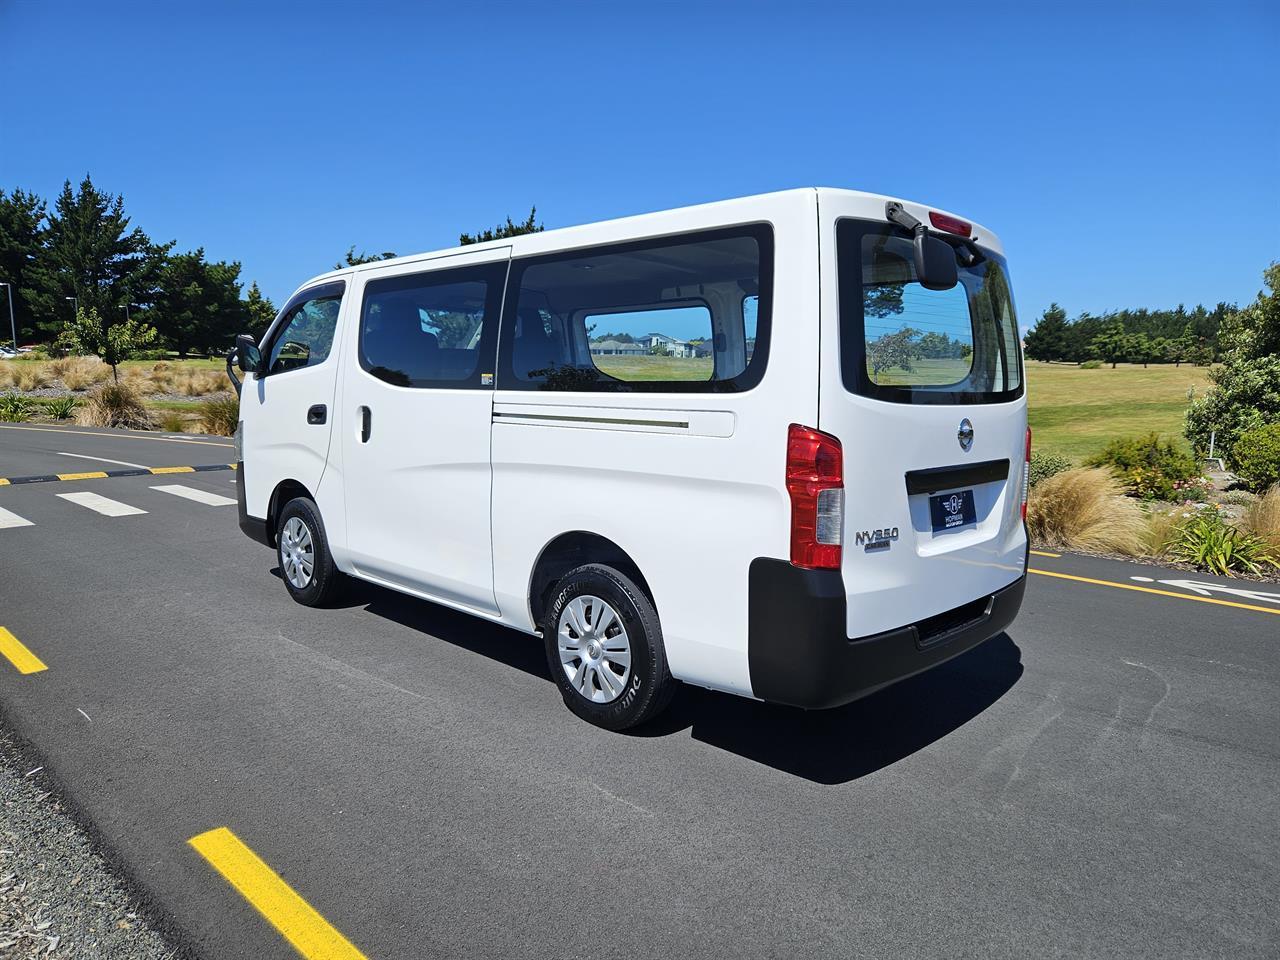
[497,225,772,393]
[837,218,1022,404]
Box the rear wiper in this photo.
[885,201,984,267]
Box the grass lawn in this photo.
[593,355,713,381]
[1026,360,1212,462]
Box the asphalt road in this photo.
[1,423,1277,959]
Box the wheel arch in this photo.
[264,478,316,546]
[528,531,655,631]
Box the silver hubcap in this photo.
[280,516,315,589]
[557,595,631,703]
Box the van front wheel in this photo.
[543,564,674,730]
[276,497,342,607]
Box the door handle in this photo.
[359,406,372,443]
[307,404,327,425]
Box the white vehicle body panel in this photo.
[815,190,1026,638]
[237,187,1027,707]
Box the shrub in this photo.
[1086,432,1200,500]
[1026,467,1148,554]
[0,391,35,422]
[1218,489,1257,507]
[1168,509,1277,577]
[158,410,188,433]
[76,382,154,429]
[1231,422,1280,492]
[1185,264,1280,459]
[198,394,239,436]
[1241,485,1280,552]
[42,395,78,419]
[59,357,111,390]
[1080,359,1103,369]
[11,363,50,391]
[1143,508,1182,557]
[1028,450,1071,487]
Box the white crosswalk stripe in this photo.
[150,484,236,507]
[57,491,147,517]
[0,506,34,529]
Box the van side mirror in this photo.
[236,334,263,374]
[914,233,959,291]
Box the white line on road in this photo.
[56,491,147,517]
[57,451,149,469]
[1130,575,1280,605]
[150,484,236,507]
[0,506,34,529]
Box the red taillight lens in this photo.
[786,424,844,569]
[928,211,972,237]
[1021,426,1032,522]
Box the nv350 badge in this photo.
[855,527,899,552]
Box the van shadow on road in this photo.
[292,571,1023,786]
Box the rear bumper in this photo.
[747,557,1026,709]
[235,464,272,547]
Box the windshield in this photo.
[837,218,1022,404]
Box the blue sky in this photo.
[2,0,1276,328]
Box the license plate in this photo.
[930,489,976,533]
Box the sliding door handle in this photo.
[359,406,372,443]
[307,404,327,425]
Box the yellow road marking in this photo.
[188,828,368,960]
[1029,568,1279,616]
[149,465,195,474]
[1029,549,1061,558]
[0,423,232,447]
[56,471,109,481]
[0,627,48,674]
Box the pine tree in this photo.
[27,176,169,339]
[459,207,544,245]
[245,282,277,337]
[0,188,47,342]
[1024,303,1070,361]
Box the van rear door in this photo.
[817,194,1028,640]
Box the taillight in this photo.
[1021,427,1032,522]
[928,211,972,237]
[786,424,843,569]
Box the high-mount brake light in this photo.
[786,424,844,569]
[1022,427,1032,522]
[928,211,972,238]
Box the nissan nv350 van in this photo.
[231,188,1028,729]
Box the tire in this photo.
[543,563,674,730]
[275,496,343,607]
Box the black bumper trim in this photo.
[236,463,271,547]
[747,558,1026,709]
[905,458,1009,495]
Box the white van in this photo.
[231,188,1028,729]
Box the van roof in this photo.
[293,187,1002,295]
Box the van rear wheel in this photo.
[276,497,342,607]
[543,564,674,730]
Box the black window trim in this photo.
[260,279,347,379]
[496,222,774,394]
[836,217,1024,406]
[356,260,509,391]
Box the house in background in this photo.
[589,339,647,356]
[642,332,695,358]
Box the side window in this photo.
[265,284,344,376]
[498,225,772,393]
[587,305,713,381]
[359,262,505,388]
